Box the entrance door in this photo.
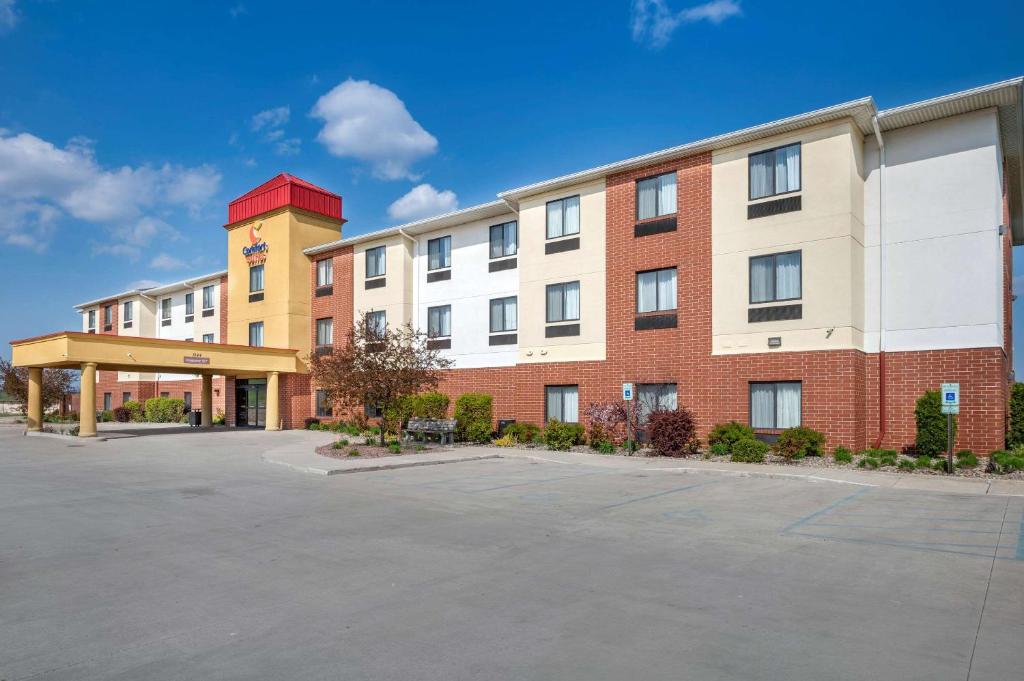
[235,380,267,428]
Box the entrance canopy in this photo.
[10,331,305,437]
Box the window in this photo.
[489,221,518,259]
[103,392,112,411]
[103,305,112,326]
[185,292,194,316]
[637,384,678,423]
[161,298,171,321]
[183,392,192,411]
[317,258,334,287]
[546,196,580,239]
[248,321,264,347]
[160,392,170,398]
[87,310,96,331]
[750,381,802,429]
[749,143,800,200]
[365,246,386,278]
[122,301,133,323]
[427,236,451,270]
[636,268,677,313]
[249,264,264,293]
[637,172,677,220]
[366,310,386,338]
[545,385,579,423]
[750,251,801,304]
[185,338,193,343]
[202,333,214,343]
[122,392,131,405]
[546,281,580,323]
[489,296,517,333]
[427,305,451,338]
[316,389,333,417]
[316,318,333,347]
[202,285,215,311]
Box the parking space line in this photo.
[1017,510,1024,561]
[596,480,718,511]
[780,487,872,534]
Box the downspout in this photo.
[871,115,887,448]
[398,229,417,329]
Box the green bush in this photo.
[879,452,898,468]
[898,459,916,471]
[348,449,360,457]
[991,449,1024,473]
[730,438,768,463]
[411,391,450,419]
[955,450,979,469]
[858,457,880,469]
[833,447,853,464]
[504,422,541,443]
[709,442,730,456]
[144,397,186,423]
[454,393,493,443]
[595,441,616,455]
[915,391,955,457]
[98,409,114,423]
[915,454,934,470]
[933,458,952,473]
[774,426,826,460]
[544,420,585,451]
[383,396,415,431]
[332,438,350,449]
[388,442,402,454]
[1008,383,1024,448]
[707,421,755,453]
[117,400,143,422]
[212,409,225,425]
[304,417,321,429]
[647,408,699,457]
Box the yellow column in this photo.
[265,371,280,431]
[79,362,97,437]
[26,367,42,432]
[201,374,213,427]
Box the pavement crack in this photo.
[965,496,1010,681]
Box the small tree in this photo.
[1007,383,1024,448]
[308,317,453,446]
[647,408,699,457]
[0,359,74,415]
[915,390,955,457]
[583,400,642,450]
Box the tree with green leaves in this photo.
[0,359,75,415]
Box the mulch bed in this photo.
[316,440,452,460]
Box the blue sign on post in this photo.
[622,383,634,401]
[940,383,960,415]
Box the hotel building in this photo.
[13,78,1023,452]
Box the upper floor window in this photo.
[489,296,518,333]
[316,317,333,347]
[546,196,580,239]
[545,385,579,423]
[103,304,112,326]
[427,305,451,338]
[250,264,265,293]
[161,298,171,321]
[546,281,580,323]
[750,251,801,303]
[637,172,676,220]
[366,246,386,278]
[202,333,215,343]
[489,221,518,259]
[185,292,194,318]
[317,258,333,287]
[366,310,386,339]
[87,310,96,331]
[750,381,801,429]
[749,143,800,200]
[122,301,133,323]
[636,268,677,313]
[248,321,264,347]
[202,285,215,311]
[427,236,451,270]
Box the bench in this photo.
[404,417,456,445]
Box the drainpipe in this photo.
[398,229,417,329]
[871,115,887,448]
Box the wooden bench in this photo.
[404,417,456,445]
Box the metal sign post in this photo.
[940,383,960,475]
[622,383,634,454]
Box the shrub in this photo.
[858,457,880,469]
[454,393,493,443]
[363,436,375,445]
[879,452,898,468]
[144,397,186,423]
[933,458,952,473]
[915,454,934,470]
[990,449,1024,473]
[730,438,768,463]
[112,405,133,423]
[898,459,916,471]
[955,450,979,469]
[833,447,853,464]
[411,391,450,419]
[774,426,826,460]
[331,438,350,449]
[647,408,699,457]
[595,441,616,455]
[915,390,955,457]
[388,442,402,454]
[120,400,143,421]
[583,402,629,446]
[492,434,517,448]
[383,396,415,432]
[414,444,426,452]
[707,421,755,453]
[348,449,360,457]
[304,417,321,429]
[544,420,585,451]
[98,409,114,423]
[709,442,730,456]
[505,422,540,443]
[1008,383,1024,448]
[212,409,225,425]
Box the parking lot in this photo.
[1,425,1022,680]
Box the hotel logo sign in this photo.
[243,222,269,265]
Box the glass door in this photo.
[236,381,267,428]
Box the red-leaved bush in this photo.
[647,408,699,457]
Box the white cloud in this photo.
[150,253,187,270]
[229,3,246,18]
[250,106,289,132]
[631,0,742,49]
[387,184,458,222]
[0,130,220,252]
[0,0,17,33]
[312,79,438,180]
[274,138,301,156]
[126,279,162,290]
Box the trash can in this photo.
[189,409,202,427]
[497,419,516,436]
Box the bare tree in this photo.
[0,359,75,415]
[308,316,453,446]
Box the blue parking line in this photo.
[597,480,718,511]
[1017,510,1024,561]
[781,487,871,534]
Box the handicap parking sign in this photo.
[941,383,960,415]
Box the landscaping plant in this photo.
[990,449,1024,473]
[709,442,730,456]
[0,359,74,415]
[707,421,755,453]
[647,408,699,457]
[915,454,934,470]
[898,459,916,471]
[774,426,826,460]
[730,438,768,463]
[1008,383,1024,448]
[915,390,955,457]
[143,397,185,423]
[544,420,585,451]
[858,456,880,469]
[832,446,853,464]
[454,393,493,443]
[504,422,541,443]
[955,450,978,469]
[411,391,450,419]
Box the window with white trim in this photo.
[545,385,579,423]
[317,258,333,287]
[489,221,517,259]
[427,305,451,338]
[489,296,517,333]
[545,282,580,323]
[750,381,802,429]
[546,196,580,239]
[636,172,677,220]
[750,251,801,303]
[427,236,451,270]
[636,268,677,313]
[248,321,264,347]
[749,143,801,200]
[366,246,386,278]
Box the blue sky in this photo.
[0,0,1021,366]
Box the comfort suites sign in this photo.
[242,222,269,265]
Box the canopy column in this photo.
[79,362,97,437]
[265,371,280,431]
[26,367,42,432]
[201,374,213,427]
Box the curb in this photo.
[263,453,501,476]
